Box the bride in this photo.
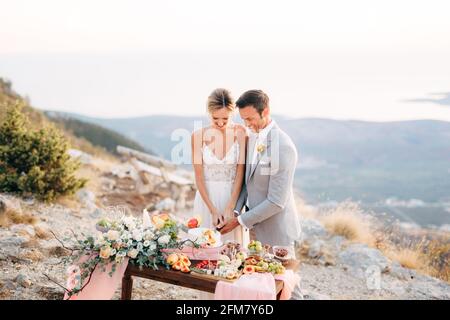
[191,88,249,247]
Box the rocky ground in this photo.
[1,193,449,300]
[0,155,449,300]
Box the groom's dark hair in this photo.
[235,90,269,116]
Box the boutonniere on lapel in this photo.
[256,143,266,154]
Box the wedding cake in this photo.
[187,227,222,248]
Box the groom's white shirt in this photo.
[237,120,276,229]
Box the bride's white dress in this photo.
[193,140,249,247]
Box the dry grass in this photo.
[320,201,376,246]
[34,225,53,240]
[298,199,450,283]
[295,196,318,219]
[385,247,428,270]
[54,195,82,210]
[19,248,45,262]
[0,208,37,228]
[0,282,11,299]
[424,239,450,282]
[382,238,450,283]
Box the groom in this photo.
[220,89,302,247]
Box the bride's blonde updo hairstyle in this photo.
[207,88,234,113]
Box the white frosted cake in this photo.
[187,228,222,248]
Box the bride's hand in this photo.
[210,207,222,227]
[224,205,234,219]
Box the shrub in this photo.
[0,101,87,201]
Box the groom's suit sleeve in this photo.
[239,143,297,229]
[233,183,248,216]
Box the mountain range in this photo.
[45,111,450,226]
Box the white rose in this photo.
[107,230,120,241]
[95,234,106,246]
[122,217,136,230]
[143,240,150,247]
[127,248,139,259]
[110,248,117,256]
[132,231,143,242]
[158,235,171,245]
[150,243,157,251]
[144,232,154,241]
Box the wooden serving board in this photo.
[189,270,241,283]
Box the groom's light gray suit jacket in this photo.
[234,123,302,246]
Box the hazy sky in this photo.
[1,0,450,121]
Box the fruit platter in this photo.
[160,216,293,281]
[185,240,286,282]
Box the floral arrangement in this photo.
[64,210,195,297]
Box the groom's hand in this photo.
[219,217,240,235]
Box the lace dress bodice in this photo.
[202,142,239,183]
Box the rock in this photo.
[303,290,332,300]
[22,196,35,205]
[167,287,177,297]
[308,240,325,258]
[15,273,32,288]
[10,224,36,238]
[381,278,408,296]
[76,188,96,209]
[327,235,346,252]
[0,235,30,261]
[318,254,336,267]
[100,177,116,191]
[338,244,390,278]
[389,262,417,281]
[89,208,103,219]
[45,257,62,265]
[0,195,22,214]
[2,279,16,290]
[300,219,328,241]
[404,274,450,299]
[0,235,30,246]
[0,197,7,214]
[68,149,93,165]
[111,163,140,181]
[155,198,176,212]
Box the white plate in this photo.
[274,254,294,261]
[272,245,294,260]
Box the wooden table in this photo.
[121,260,299,300]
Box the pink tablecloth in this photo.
[274,270,301,300]
[214,270,300,300]
[161,245,224,260]
[63,252,299,300]
[64,256,129,300]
